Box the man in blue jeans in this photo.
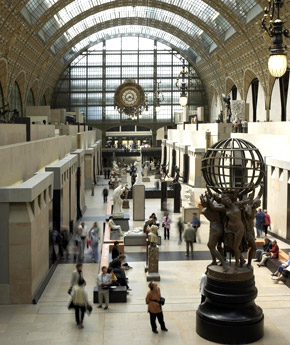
[255,208,265,238]
[191,213,201,243]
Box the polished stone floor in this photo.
[1,176,290,345]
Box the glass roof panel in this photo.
[25,0,232,38]
[51,6,214,53]
[63,26,199,63]
[220,0,261,22]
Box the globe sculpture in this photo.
[201,138,265,199]
[196,138,265,344]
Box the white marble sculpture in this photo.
[112,160,120,174]
[134,159,143,185]
[112,184,124,216]
[144,161,150,177]
[231,100,246,122]
[124,227,144,236]
[148,225,159,245]
[184,187,195,206]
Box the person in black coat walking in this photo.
[103,187,108,203]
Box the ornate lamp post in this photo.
[262,0,289,77]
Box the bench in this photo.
[265,249,290,288]
[93,285,127,303]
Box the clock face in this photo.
[122,89,138,106]
[114,79,145,115]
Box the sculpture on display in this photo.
[196,138,265,345]
[143,161,150,177]
[222,93,231,123]
[122,184,130,209]
[184,187,195,206]
[148,225,159,246]
[134,159,143,185]
[112,184,124,216]
[112,161,120,174]
[231,100,246,123]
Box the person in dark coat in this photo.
[103,187,108,203]
[112,241,120,260]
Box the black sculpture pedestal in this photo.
[196,266,264,344]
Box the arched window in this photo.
[230,85,237,101]
[27,89,35,106]
[9,82,22,116]
[41,94,46,105]
[250,78,259,122]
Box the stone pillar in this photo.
[183,145,190,183]
[46,159,70,232]
[146,245,160,281]
[133,184,145,221]
[84,148,94,189]
[173,181,181,213]
[161,180,167,211]
[0,172,53,304]
[161,139,167,166]
[72,149,86,219]
[152,128,157,147]
[171,142,176,177]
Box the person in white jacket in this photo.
[71,278,90,328]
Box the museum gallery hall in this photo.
[0,1,290,344]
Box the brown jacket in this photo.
[146,286,162,313]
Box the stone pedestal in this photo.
[146,245,160,281]
[196,266,264,344]
[133,184,145,221]
[182,206,200,223]
[122,199,129,209]
[121,174,127,184]
[142,177,150,182]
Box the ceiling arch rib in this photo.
[62,26,199,65]
[54,18,210,63]
[42,2,224,50]
[23,0,245,34]
[49,7,216,54]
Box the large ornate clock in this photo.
[114,79,145,116]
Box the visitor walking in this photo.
[89,222,100,263]
[177,217,184,244]
[71,278,90,328]
[255,208,265,238]
[145,281,168,334]
[69,263,83,294]
[191,213,201,243]
[103,187,108,203]
[264,210,271,236]
[183,222,195,257]
[79,221,88,259]
[162,213,172,240]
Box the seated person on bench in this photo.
[108,216,123,237]
[254,238,272,262]
[257,240,279,267]
[272,252,290,283]
[110,254,132,270]
[107,267,119,286]
[110,261,131,291]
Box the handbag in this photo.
[153,297,165,306]
[68,299,75,309]
[86,304,93,315]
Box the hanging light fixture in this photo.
[176,58,191,106]
[155,81,164,113]
[261,0,289,78]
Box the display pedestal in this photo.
[182,206,200,223]
[121,174,127,184]
[196,266,264,344]
[142,177,150,182]
[161,180,167,211]
[133,184,145,221]
[106,214,130,231]
[146,245,160,281]
[123,199,129,209]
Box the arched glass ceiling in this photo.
[222,0,261,21]
[51,7,215,52]
[63,26,199,64]
[39,0,231,41]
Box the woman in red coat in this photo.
[145,282,168,334]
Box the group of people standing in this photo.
[255,208,271,237]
